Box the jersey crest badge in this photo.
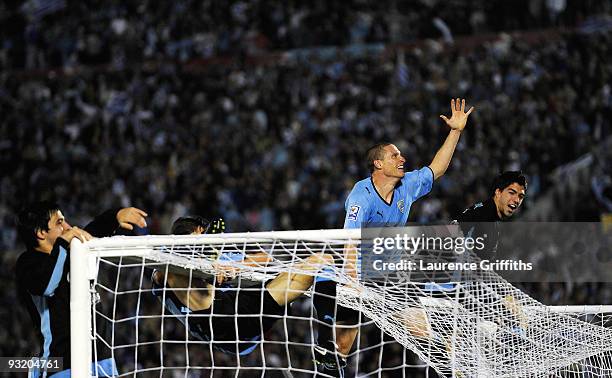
[348,205,361,221]
[397,199,405,213]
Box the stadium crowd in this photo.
[1,28,610,247]
[1,1,611,376]
[1,0,609,70]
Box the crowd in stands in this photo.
[1,0,610,70]
[1,29,610,248]
[1,1,611,375]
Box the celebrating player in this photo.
[453,170,527,255]
[16,202,148,377]
[453,171,528,332]
[313,98,475,376]
[152,215,336,356]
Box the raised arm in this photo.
[428,98,474,180]
[85,207,148,237]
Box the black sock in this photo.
[313,279,337,351]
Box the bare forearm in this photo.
[429,129,462,180]
[344,244,358,279]
[243,252,273,267]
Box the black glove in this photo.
[206,218,225,234]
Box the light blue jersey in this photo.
[344,166,434,228]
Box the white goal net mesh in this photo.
[78,230,612,377]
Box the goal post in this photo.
[69,229,612,377]
[70,238,93,377]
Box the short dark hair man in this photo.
[152,216,335,357]
[16,201,147,377]
[314,98,475,376]
[453,171,527,254]
[453,171,529,336]
[171,215,225,235]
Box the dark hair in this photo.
[491,171,527,196]
[171,216,210,235]
[366,142,392,173]
[17,201,61,249]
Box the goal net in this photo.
[69,229,612,377]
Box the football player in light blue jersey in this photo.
[313,98,475,376]
[344,98,474,229]
[343,163,433,228]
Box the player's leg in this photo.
[217,254,335,357]
[315,244,359,359]
[265,253,334,306]
[152,270,213,311]
[328,304,362,357]
[336,327,359,356]
[335,308,431,357]
[262,253,350,377]
[501,294,528,331]
[323,307,431,357]
[393,308,432,338]
[312,274,338,352]
[312,283,356,376]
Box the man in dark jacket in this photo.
[16,201,147,377]
[453,171,527,256]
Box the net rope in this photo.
[85,233,612,377]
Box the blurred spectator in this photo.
[1,0,611,70]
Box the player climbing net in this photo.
[69,229,612,377]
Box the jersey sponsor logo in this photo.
[348,205,361,221]
[397,199,405,213]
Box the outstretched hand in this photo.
[439,98,474,131]
[117,207,148,230]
